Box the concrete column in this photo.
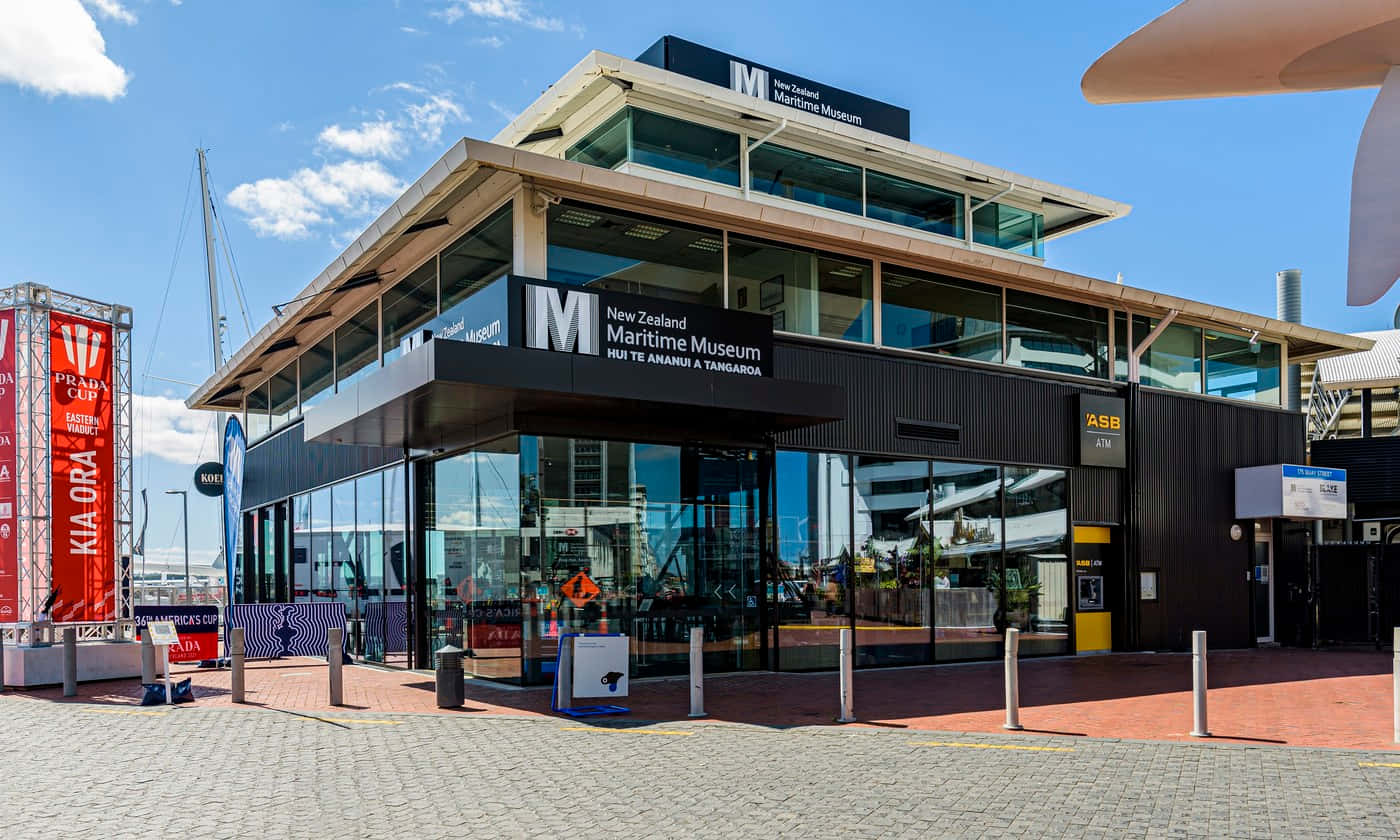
[513,188,549,278]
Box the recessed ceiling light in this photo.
[624,223,670,240]
[557,209,602,227]
[687,236,722,252]
[827,265,864,278]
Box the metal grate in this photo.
[895,418,960,443]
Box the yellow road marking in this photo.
[83,708,168,717]
[914,740,1074,753]
[1358,761,1400,768]
[561,727,694,736]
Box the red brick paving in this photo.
[13,648,1397,750]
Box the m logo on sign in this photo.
[524,285,598,355]
[730,60,769,100]
[60,323,103,377]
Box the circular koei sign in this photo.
[193,461,225,497]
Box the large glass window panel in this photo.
[1205,330,1281,405]
[866,170,964,238]
[727,236,872,342]
[630,108,740,186]
[853,457,932,667]
[334,303,378,392]
[1005,290,1108,378]
[309,486,333,600]
[330,480,361,653]
[268,361,297,429]
[299,335,334,413]
[749,143,862,216]
[291,494,311,600]
[380,463,409,667]
[973,202,1043,257]
[1141,320,1202,393]
[930,462,1003,662]
[244,382,269,440]
[356,472,386,662]
[1003,467,1069,656]
[564,109,628,170]
[547,202,724,306]
[440,203,512,314]
[773,451,851,671]
[382,258,438,365]
[881,265,1002,361]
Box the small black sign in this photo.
[636,36,911,141]
[193,461,224,497]
[519,278,774,377]
[1078,394,1126,468]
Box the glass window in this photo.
[630,109,740,186]
[866,170,964,239]
[334,303,378,392]
[1205,330,1281,405]
[973,202,1043,257]
[268,361,298,429]
[291,494,311,600]
[547,202,724,306]
[440,203,513,314]
[299,334,334,413]
[930,461,1003,662]
[244,382,269,440]
[774,451,851,671]
[1003,467,1069,656]
[881,265,1002,362]
[309,486,333,600]
[378,463,409,668]
[1005,290,1108,378]
[749,143,862,216]
[355,472,384,661]
[382,257,438,365]
[728,236,872,342]
[1142,319,1202,393]
[853,456,931,667]
[565,109,628,170]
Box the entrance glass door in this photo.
[1253,530,1274,643]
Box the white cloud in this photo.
[474,35,505,48]
[405,92,467,144]
[0,0,131,99]
[135,394,216,464]
[436,0,562,31]
[400,25,425,34]
[318,120,406,158]
[82,0,136,25]
[488,100,518,122]
[227,160,404,239]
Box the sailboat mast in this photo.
[197,148,224,368]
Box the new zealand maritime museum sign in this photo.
[407,275,774,378]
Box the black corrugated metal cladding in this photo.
[1134,391,1303,650]
[242,421,401,509]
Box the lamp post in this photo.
[166,490,190,601]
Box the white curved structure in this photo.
[1082,1,1400,306]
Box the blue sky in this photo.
[0,0,1390,570]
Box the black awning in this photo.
[302,339,845,451]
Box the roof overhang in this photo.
[188,139,1372,411]
[301,338,844,451]
[1316,329,1400,391]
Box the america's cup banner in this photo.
[49,312,114,622]
[0,309,17,622]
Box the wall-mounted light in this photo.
[1230,524,1244,541]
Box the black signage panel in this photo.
[517,278,773,377]
[193,461,224,497]
[1078,394,1126,468]
[636,36,911,141]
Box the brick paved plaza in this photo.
[1,693,1398,839]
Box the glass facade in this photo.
[546,202,724,306]
[382,258,438,365]
[748,143,863,216]
[1005,290,1108,378]
[881,265,1002,362]
[565,107,741,187]
[728,235,873,342]
[334,302,379,392]
[866,170,963,239]
[1205,330,1281,405]
[973,201,1043,257]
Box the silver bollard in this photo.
[230,627,245,704]
[1392,627,1398,745]
[837,627,856,723]
[1190,630,1211,737]
[328,627,344,706]
[140,631,156,684]
[1004,627,1023,731]
[688,626,705,718]
[62,628,77,697]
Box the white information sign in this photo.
[571,635,629,699]
[1235,464,1347,521]
[146,620,179,646]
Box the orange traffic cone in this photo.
[598,601,610,634]
[547,606,559,638]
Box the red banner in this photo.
[0,310,16,622]
[49,312,114,622]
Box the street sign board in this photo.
[561,572,601,608]
[146,621,179,647]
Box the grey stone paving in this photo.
[1,696,1397,839]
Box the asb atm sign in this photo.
[49,312,115,622]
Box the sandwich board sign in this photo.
[550,633,629,718]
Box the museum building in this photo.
[188,37,1369,683]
